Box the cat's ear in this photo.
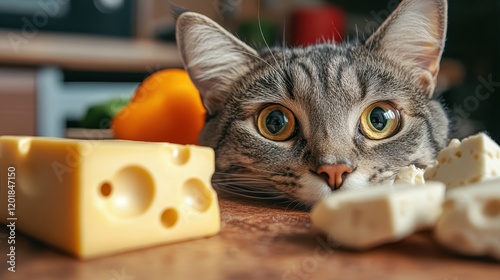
[364,0,447,96]
[175,12,259,113]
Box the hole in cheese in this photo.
[183,179,213,213]
[107,165,155,218]
[469,176,481,184]
[483,199,500,218]
[172,147,191,165]
[18,138,32,155]
[100,182,112,197]
[161,208,179,228]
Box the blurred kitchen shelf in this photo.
[37,67,136,137]
[65,128,114,140]
[0,30,182,72]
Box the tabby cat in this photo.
[174,0,449,206]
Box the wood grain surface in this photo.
[1,193,499,280]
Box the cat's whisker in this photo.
[282,19,288,71]
[354,24,359,43]
[361,39,375,83]
[214,170,271,177]
[236,49,281,76]
[213,172,276,182]
[216,186,285,196]
[215,185,287,200]
[234,163,288,174]
[217,188,279,200]
[212,168,291,199]
[331,22,343,45]
[257,1,280,71]
[282,198,307,211]
[220,164,288,176]
[213,177,280,189]
[213,177,269,182]
[280,26,294,95]
[213,173,285,181]
[284,200,295,210]
[213,180,278,189]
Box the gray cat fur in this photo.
[175,0,449,206]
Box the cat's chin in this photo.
[296,172,373,206]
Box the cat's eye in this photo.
[257,105,296,141]
[359,102,401,140]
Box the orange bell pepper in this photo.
[112,69,206,145]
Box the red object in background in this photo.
[290,5,346,46]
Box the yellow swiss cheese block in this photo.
[0,136,220,259]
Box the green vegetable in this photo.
[80,98,130,129]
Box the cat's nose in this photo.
[316,164,353,191]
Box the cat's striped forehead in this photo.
[244,45,426,103]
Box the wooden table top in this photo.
[1,193,499,280]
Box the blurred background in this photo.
[0,0,498,142]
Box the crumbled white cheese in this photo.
[424,133,500,189]
[434,178,500,260]
[394,165,425,185]
[311,183,445,250]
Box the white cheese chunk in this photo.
[424,133,500,189]
[394,165,425,185]
[310,182,445,250]
[434,179,500,260]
